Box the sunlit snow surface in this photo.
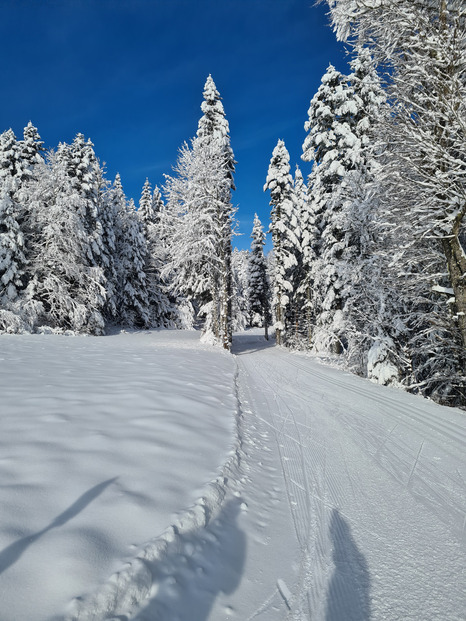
[0,330,236,621]
[0,330,465,621]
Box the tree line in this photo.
[0,77,270,347]
[264,0,465,406]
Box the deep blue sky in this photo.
[0,0,346,251]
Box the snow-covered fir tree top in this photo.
[196,74,235,189]
[151,186,164,214]
[20,122,44,175]
[0,129,22,185]
[264,139,293,194]
[250,213,266,247]
[138,178,153,223]
[302,63,366,180]
[197,75,230,143]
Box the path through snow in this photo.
[227,332,465,621]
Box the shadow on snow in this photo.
[135,498,246,621]
[325,509,371,621]
[0,478,117,577]
[231,330,275,356]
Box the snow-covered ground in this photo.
[0,330,464,620]
[0,330,237,620]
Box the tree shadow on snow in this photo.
[0,477,117,576]
[325,509,371,621]
[136,498,246,621]
[231,330,276,356]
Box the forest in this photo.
[0,0,465,407]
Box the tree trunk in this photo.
[264,308,269,341]
[442,233,466,357]
[275,291,282,346]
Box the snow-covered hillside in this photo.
[0,330,464,620]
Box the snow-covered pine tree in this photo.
[231,248,251,332]
[138,178,153,222]
[248,214,271,339]
[16,123,45,291]
[324,0,466,403]
[0,130,27,321]
[164,76,236,348]
[0,179,26,304]
[0,129,23,187]
[25,151,106,334]
[114,186,151,329]
[56,136,108,306]
[65,135,107,268]
[302,64,365,354]
[197,75,236,188]
[164,139,230,339]
[290,166,308,345]
[264,139,299,346]
[151,185,164,218]
[97,172,119,324]
[338,45,404,382]
[18,122,44,182]
[137,178,175,327]
[196,75,236,349]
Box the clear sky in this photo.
[0,0,346,251]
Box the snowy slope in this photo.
[0,330,464,620]
[0,330,236,621]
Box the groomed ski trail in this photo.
[229,332,465,621]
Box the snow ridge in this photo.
[65,362,245,621]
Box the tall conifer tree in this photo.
[264,139,298,345]
[248,214,271,339]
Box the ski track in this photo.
[48,332,465,620]
[237,343,466,621]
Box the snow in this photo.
[1,329,465,620]
[0,330,236,620]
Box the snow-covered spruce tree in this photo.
[164,76,235,348]
[138,178,153,222]
[96,169,119,324]
[337,46,403,381]
[0,180,26,308]
[196,75,236,349]
[16,123,45,285]
[197,75,236,188]
[0,124,48,332]
[151,185,164,218]
[18,122,44,182]
[24,152,106,334]
[264,139,299,346]
[0,130,28,330]
[137,179,175,327]
[297,167,320,348]
[291,165,309,345]
[324,0,466,403]
[111,176,151,328]
[56,136,109,317]
[164,139,232,340]
[231,248,251,332]
[60,135,107,269]
[302,64,364,354]
[248,214,271,339]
